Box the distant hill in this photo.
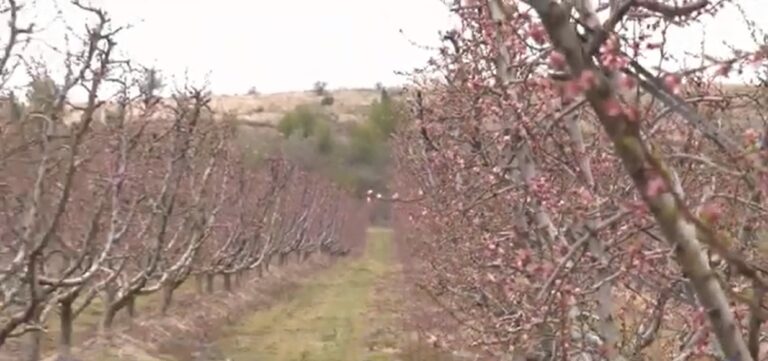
[61,87,405,128]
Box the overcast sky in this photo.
[10,0,768,99]
[19,0,454,96]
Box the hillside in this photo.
[57,88,403,128]
[211,88,390,125]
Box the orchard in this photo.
[0,2,367,359]
[389,0,768,360]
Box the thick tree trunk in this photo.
[25,328,41,361]
[58,297,75,356]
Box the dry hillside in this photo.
[60,88,399,127]
[211,88,387,124]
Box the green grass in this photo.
[4,228,456,361]
[215,228,397,361]
[20,279,196,358]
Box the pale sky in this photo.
[18,0,455,97]
[8,0,768,100]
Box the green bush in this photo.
[321,95,335,106]
[366,89,402,137]
[277,105,320,138]
[255,91,405,197]
[315,120,334,155]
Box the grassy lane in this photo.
[214,228,396,361]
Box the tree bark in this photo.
[25,329,41,361]
[125,296,136,319]
[161,281,175,315]
[99,288,118,336]
[100,307,117,335]
[195,273,204,294]
[223,273,232,292]
[205,273,214,294]
[527,1,754,359]
[58,297,75,356]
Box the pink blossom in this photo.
[644,176,667,198]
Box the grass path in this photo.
[214,228,398,361]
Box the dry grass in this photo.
[211,89,383,117]
[61,88,390,127]
[9,258,337,361]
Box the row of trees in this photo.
[0,2,366,360]
[391,0,768,360]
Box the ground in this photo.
[210,227,398,361]
[3,228,456,361]
[204,228,458,361]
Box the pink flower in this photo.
[578,70,598,90]
[577,187,594,204]
[618,73,636,90]
[644,176,667,198]
[563,80,583,100]
[529,24,547,45]
[624,105,640,122]
[602,98,623,117]
[549,51,567,69]
[699,202,723,224]
[663,74,681,94]
[743,128,759,144]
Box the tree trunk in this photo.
[205,273,214,294]
[161,281,175,315]
[234,271,243,288]
[528,1,752,358]
[126,296,136,319]
[58,297,75,356]
[100,307,117,335]
[195,273,204,294]
[100,289,118,336]
[25,328,41,361]
[223,273,232,292]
